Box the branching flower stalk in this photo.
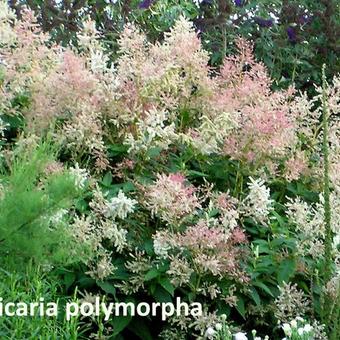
[321,64,332,283]
[320,65,340,339]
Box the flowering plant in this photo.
[281,317,314,340]
[0,1,339,339]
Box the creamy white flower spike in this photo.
[282,323,292,337]
[215,323,222,331]
[70,163,89,189]
[304,324,313,332]
[244,177,273,223]
[104,190,137,220]
[0,1,16,45]
[234,332,248,340]
[204,327,216,338]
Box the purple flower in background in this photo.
[286,26,297,42]
[138,0,154,9]
[254,17,273,28]
[234,0,243,6]
[298,14,313,25]
[201,0,213,5]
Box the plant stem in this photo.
[221,22,227,61]
[321,64,332,283]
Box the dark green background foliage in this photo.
[8,0,340,93]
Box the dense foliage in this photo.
[0,1,339,339]
[8,0,340,93]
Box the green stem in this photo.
[321,64,332,283]
[221,22,227,61]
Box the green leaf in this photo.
[153,286,172,303]
[253,281,274,297]
[159,277,175,296]
[272,211,286,228]
[235,296,246,319]
[187,170,207,178]
[128,318,153,340]
[144,268,159,281]
[143,239,154,256]
[146,147,162,158]
[102,172,112,187]
[111,315,132,336]
[77,276,96,289]
[63,272,76,290]
[110,182,135,195]
[97,281,116,296]
[108,144,128,157]
[250,287,261,306]
[277,258,296,283]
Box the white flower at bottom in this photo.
[234,332,248,340]
[304,324,313,333]
[215,323,222,331]
[298,328,304,335]
[282,323,292,336]
[221,314,227,321]
[205,327,216,338]
[290,319,298,328]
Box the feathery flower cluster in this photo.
[0,117,9,154]
[281,317,314,339]
[72,215,98,246]
[125,108,177,154]
[100,220,128,253]
[70,186,136,279]
[153,220,247,280]
[1,5,306,173]
[274,282,310,323]
[166,255,193,287]
[0,1,16,46]
[212,192,240,231]
[324,271,340,299]
[286,192,340,260]
[1,3,339,337]
[0,8,109,167]
[286,197,324,258]
[116,250,152,294]
[145,173,200,226]
[86,250,116,281]
[108,17,300,170]
[284,151,308,182]
[153,230,173,259]
[103,190,137,220]
[217,39,297,164]
[190,310,221,338]
[178,223,247,278]
[303,75,340,192]
[243,177,273,223]
[70,163,90,189]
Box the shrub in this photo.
[0,2,339,338]
[0,140,90,269]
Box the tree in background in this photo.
[7,0,340,93]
